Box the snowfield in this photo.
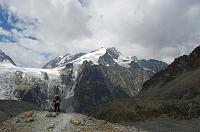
[0,63,61,100]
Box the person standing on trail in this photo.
[53,95,61,112]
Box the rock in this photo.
[88,117,95,121]
[15,118,20,123]
[3,128,11,132]
[70,119,81,125]
[46,113,53,117]
[46,112,57,118]
[20,111,34,118]
[81,122,84,126]
[25,118,34,123]
[52,113,57,117]
[47,124,55,130]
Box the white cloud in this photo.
[0,0,200,67]
[0,42,48,67]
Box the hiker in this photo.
[53,95,61,112]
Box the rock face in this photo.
[0,47,164,113]
[0,50,16,66]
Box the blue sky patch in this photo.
[0,4,39,43]
[0,4,22,32]
[0,34,16,42]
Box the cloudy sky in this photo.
[0,0,199,67]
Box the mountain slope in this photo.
[0,50,16,66]
[88,45,200,123]
[141,45,200,97]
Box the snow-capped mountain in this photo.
[0,47,167,113]
[43,47,168,73]
[0,50,16,66]
[43,47,122,68]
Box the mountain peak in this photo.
[106,47,122,59]
[0,50,16,66]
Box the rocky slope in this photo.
[88,45,200,123]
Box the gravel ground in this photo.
[1,110,199,132]
[0,111,144,132]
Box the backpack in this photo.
[53,95,60,103]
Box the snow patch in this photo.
[114,55,134,68]
[72,48,107,65]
